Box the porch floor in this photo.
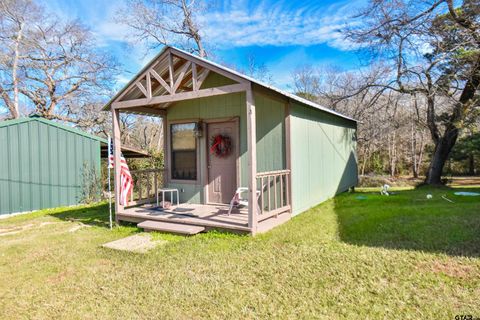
[117,203,291,234]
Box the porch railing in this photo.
[128,168,166,206]
[256,169,291,221]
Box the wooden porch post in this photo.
[162,114,168,186]
[285,100,292,209]
[111,107,123,222]
[246,85,258,233]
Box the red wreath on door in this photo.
[210,134,232,158]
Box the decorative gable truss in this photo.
[111,48,250,115]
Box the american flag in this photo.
[119,154,133,206]
[108,137,133,205]
[108,137,114,169]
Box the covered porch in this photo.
[118,203,291,234]
[106,47,292,235]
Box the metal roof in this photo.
[100,143,150,158]
[104,46,357,123]
[0,115,106,142]
[0,116,150,158]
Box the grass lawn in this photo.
[0,187,479,319]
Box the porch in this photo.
[119,168,292,234]
[118,202,291,234]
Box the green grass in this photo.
[0,187,479,319]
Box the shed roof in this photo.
[0,116,150,158]
[0,115,106,142]
[104,46,357,123]
[100,144,149,158]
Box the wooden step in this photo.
[137,220,205,235]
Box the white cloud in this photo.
[43,0,366,90]
[200,0,364,50]
[42,0,129,46]
[45,0,363,66]
[115,75,131,86]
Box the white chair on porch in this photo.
[227,187,262,216]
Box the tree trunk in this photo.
[12,22,24,119]
[425,129,458,184]
[424,57,479,185]
[388,132,397,177]
[156,121,164,152]
[468,154,475,176]
[411,122,418,178]
[416,131,426,178]
[360,144,370,175]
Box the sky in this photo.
[43,0,367,91]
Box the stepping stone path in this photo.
[102,233,165,253]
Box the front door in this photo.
[207,121,237,204]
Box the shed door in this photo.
[207,121,237,204]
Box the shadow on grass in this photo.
[334,186,480,257]
[48,202,114,229]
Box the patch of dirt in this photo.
[358,175,480,188]
[418,260,477,279]
[0,223,35,236]
[448,176,480,186]
[68,223,92,233]
[39,222,57,227]
[48,269,75,285]
[0,230,23,237]
[0,221,62,237]
[95,258,113,266]
[102,233,166,253]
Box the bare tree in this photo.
[117,0,208,57]
[0,0,40,119]
[0,0,118,124]
[345,0,480,184]
[291,65,321,101]
[245,53,274,84]
[118,114,164,153]
[21,19,117,123]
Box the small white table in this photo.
[156,188,180,208]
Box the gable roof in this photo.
[103,46,357,123]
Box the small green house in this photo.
[0,116,104,215]
[105,46,358,234]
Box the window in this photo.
[171,123,197,180]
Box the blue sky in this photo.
[43,0,366,91]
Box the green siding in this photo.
[0,118,101,215]
[290,102,357,215]
[255,91,285,173]
[167,72,247,203]
[166,73,286,204]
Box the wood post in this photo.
[154,171,158,200]
[162,114,168,186]
[246,86,257,233]
[168,51,174,94]
[285,100,292,209]
[111,108,123,222]
[267,176,271,212]
[192,62,197,91]
[260,176,264,214]
[146,72,152,99]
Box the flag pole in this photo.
[107,135,113,230]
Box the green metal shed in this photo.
[0,116,102,215]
